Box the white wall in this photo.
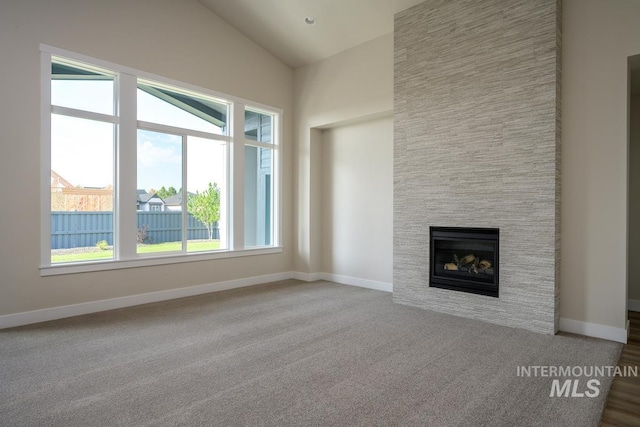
[562,0,640,330]
[293,34,393,275]
[321,117,393,284]
[0,0,293,317]
[629,95,640,302]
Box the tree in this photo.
[156,186,168,198]
[187,182,220,240]
[156,186,178,199]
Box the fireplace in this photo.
[430,227,499,297]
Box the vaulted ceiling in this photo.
[198,0,425,69]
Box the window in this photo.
[244,109,275,247]
[42,47,281,274]
[135,80,228,256]
[49,58,116,263]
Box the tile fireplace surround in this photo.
[393,0,561,334]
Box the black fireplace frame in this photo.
[429,227,499,298]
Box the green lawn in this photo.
[51,240,221,264]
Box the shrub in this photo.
[137,224,152,244]
[96,240,109,251]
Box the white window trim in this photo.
[40,247,283,277]
[40,44,283,276]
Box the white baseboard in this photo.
[0,271,394,330]
[291,271,392,292]
[559,317,628,344]
[0,271,295,330]
[292,271,323,282]
[318,273,393,293]
[629,299,640,312]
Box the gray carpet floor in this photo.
[0,280,622,426]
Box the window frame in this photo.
[243,107,278,247]
[40,45,282,276]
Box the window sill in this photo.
[40,247,283,277]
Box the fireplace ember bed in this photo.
[429,227,499,298]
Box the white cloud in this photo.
[137,139,181,168]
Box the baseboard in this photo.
[0,271,392,330]
[292,271,323,282]
[0,271,295,330]
[279,271,392,292]
[559,317,628,344]
[629,299,640,312]
[8,272,626,344]
[318,273,393,293]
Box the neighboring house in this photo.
[51,170,113,212]
[51,170,73,189]
[162,194,182,212]
[136,189,165,212]
[162,193,194,212]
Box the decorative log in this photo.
[479,259,491,269]
[447,254,493,275]
[460,254,476,265]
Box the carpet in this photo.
[0,280,622,426]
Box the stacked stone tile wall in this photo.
[393,0,561,334]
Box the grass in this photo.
[51,240,221,264]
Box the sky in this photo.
[51,80,226,194]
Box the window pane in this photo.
[186,137,226,252]
[245,110,272,143]
[50,115,114,263]
[51,59,114,115]
[245,146,273,247]
[137,83,227,135]
[137,130,183,255]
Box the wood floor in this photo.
[601,311,640,427]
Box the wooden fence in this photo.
[51,211,219,249]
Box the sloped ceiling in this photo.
[198,0,425,69]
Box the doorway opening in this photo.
[627,54,640,320]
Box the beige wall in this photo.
[629,95,640,302]
[293,34,393,274]
[321,117,393,284]
[295,0,640,332]
[3,0,639,333]
[0,0,293,316]
[562,0,640,329]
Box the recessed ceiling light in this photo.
[304,17,317,25]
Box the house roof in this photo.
[138,83,227,129]
[136,190,163,204]
[52,64,227,129]
[163,192,196,206]
[162,194,183,206]
[51,170,73,188]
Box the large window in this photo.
[42,47,281,274]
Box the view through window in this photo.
[46,51,279,269]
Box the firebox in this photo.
[429,227,499,297]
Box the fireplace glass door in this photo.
[429,227,499,297]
